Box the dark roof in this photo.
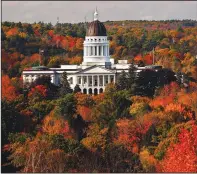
[86,20,107,36]
[31,66,49,70]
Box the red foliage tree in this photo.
[157,123,197,172]
[144,54,153,65]
[115,118,152,153]
[28,85,48,103]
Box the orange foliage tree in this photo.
[2,75,18,102]
[42,109,72,138]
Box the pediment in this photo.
[76,66,115,74]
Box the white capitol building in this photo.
[22,9,161,95]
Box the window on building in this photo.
[99,75,103,86]
[110,75,114,83]
[83,76,87,84]
[88,76,92,86]
[77,76,81,84]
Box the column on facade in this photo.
[29,75,32,83]
[107,45,109,56]
[97,75,99,94]
[91,46,93,56]
[93,46,95,56]
[97,75,99,87]
[87,46,89,56]
[108,75,110,84]
[92,75,93,86]
[84,46,86,56]
[103,75,105,86]
[87,75,89,87]
[87,76,89,94]
[97,46,99,56]
[81,75,84,87]
[88,46,91,56]
[51,75,54,84]
[34,75,37,82]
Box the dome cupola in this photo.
[86,8,107,36]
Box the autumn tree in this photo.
[8,135,67,173]
[2,75,18,102]
[157,123,197,172]
[28,85,48,103]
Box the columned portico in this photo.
[76,72,116,95]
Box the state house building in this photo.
[22,9,161,95]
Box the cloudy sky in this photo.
[2,1,197,24]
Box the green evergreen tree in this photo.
[127,59,136,93]
[116,70,128,90]
[73,84,81,93]
[59,72,73,96]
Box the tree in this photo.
[8,136,66,173]
[42,109,71,138]
[59,72,73,96]
[2,100,24,146]
[56,94,77,127]
[2,75,18,102]
[28,85,48,103]
[134,69,158,97]
[73,84,81,93]
[158,123,197,172]
[32,76,59,100]
[116,70,128,90]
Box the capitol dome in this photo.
[86,20,107,36]
[86,8,107,36]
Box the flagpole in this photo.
[152,47,155,65]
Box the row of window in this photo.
[86,38,107,42]
[76,75,114,86]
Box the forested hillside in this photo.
[2,20,197,173]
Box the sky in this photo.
[2,1,197,24]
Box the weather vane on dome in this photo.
[94,7,98,21]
